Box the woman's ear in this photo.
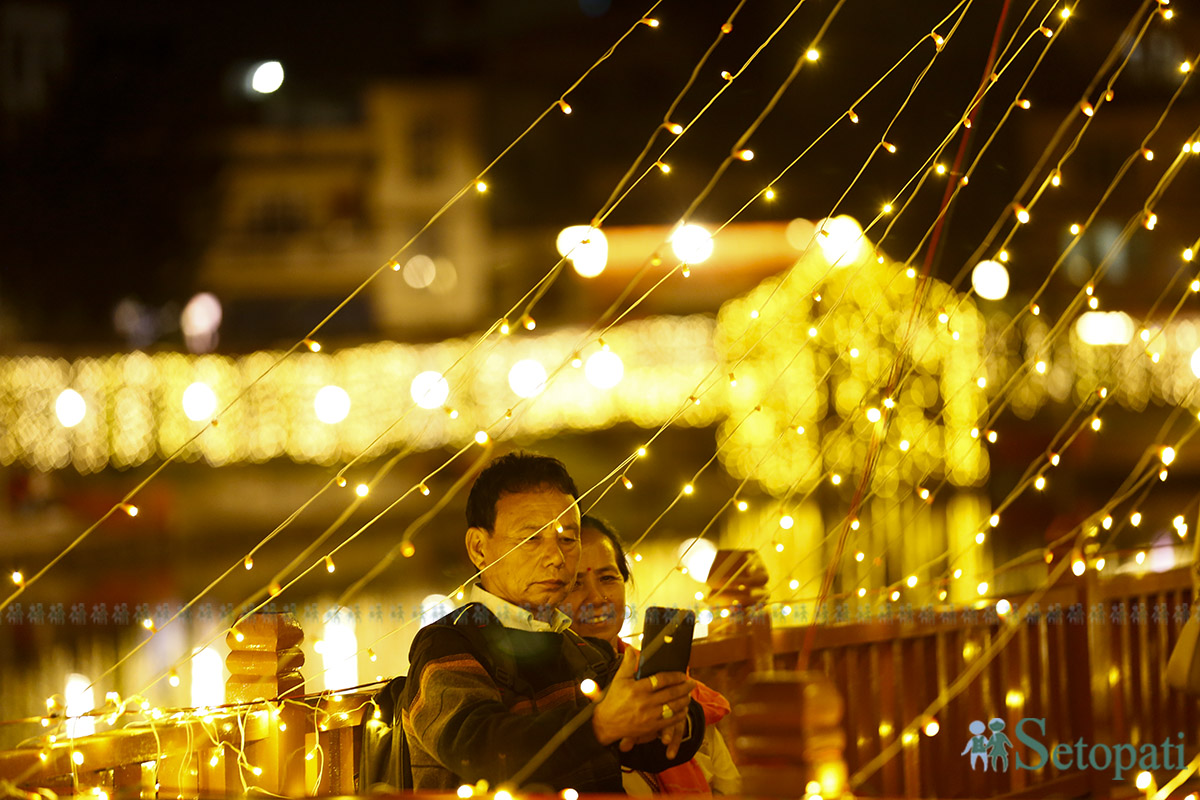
[465,526,489,572]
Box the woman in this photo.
[566,515,740,795]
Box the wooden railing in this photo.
[1,565,1196,798]
[691,565,1198,799]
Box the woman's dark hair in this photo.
[465,451,579,531]
[580,514,631,582]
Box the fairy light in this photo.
[975,532,986,544]
[522,314,536,331]
[830,473,842,485]
[736,500,748,511]
[918,487,929,500]
[882,141,897,154]
[458,787,474,799]
[557,99,572,115]
[304,339,321,353]
[121,503,138,517]
[953,569,962,579]
[934,163,946,175]
[499,319,511,335]
[847,109,859,123]
[931,33,945,50]
[168,670,180,688]
[1091,417,1102,431]
[355,483,369,497]
[890,591,900,601]
[621,476,633,489]
[474,180,488,193]
[775,543,784,552]
[640,17,659,27]
[1050,452,1061,466]
[763,188,776,201]
[1035,475,1046,490]
[780,514,795,529]
[805,48,820,61]
[10,571,22,586]
[1161,446,1177,465]
[142,617,155,631]
[1014,205,1030,224]
[324,556,336,573]
[858,588,867,597]
[1050,170,1062,187]
[475,431,489,445]
[1131,512,1142,526]
[666,122,683,135]
[1145,212,1158,230]
[656,161,671,174]
[1136,550,1146,564]
[720,70,733,81]
[683,483,695,495]
[1182,61,1192,74]
[1186,248,1196,261]
[1081,101,1094,116]
[906,575,918,588]
[636,446,647,458]
[1161,468,1171,482]
[850,519,860,531]
[1072,558,1086,576]
[901,440,912,452]
[866,407,882,423]
[1142,148,1154,161]
[1061,7,1072,19]
[401,542,416,558]
[789,579,800,591]
[72,751,84,766]
[244,556,253,570]
[1017,98,1031,110]
[977,581,989,596]
[1136,772,1153,790]
[735,149,754,161]
[996,599,1011,616]
[855,552,865,562]
[882,203,893,215]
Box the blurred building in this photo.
[196,82,489,343]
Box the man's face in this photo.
[466,487,582,614]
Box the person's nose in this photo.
[540,534,566,567]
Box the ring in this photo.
[661,704,674,720]
[649,675,659,689]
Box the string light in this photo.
[325,556,336,573]
[847,109,859,123]
[805,48,820,61]
[557,100,572,115]
[10,571,22,586]
[474,180,488,193]
[121,503,139,517]
[1131,512,1142,526]
[666,122,683,135]
[355,483,369,497]
[882,141,897,154]
[244,556,254,570]
[735,149,754,161]
[304,339,321,353]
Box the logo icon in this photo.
[962,718,1014,772]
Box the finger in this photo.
[619,737,635,752]
[665,721,684,760]
[648,683,696,703]
[640,671,689,689]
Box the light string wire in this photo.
[0,0,670,616]
[11,15,1180,800]
[79,0,1065,710]
[632,0,1188,645]
[624,0,1069,574]
[81,0,861,701]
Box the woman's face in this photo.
[565,527,627,644]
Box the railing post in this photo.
[732,671,848,799]
[225,611,307,796]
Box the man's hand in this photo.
[590,650,695,759]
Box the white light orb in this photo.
[314,385,351,424]
[971,260,1010,300]
[402,255,437,289]
[65,673,96,738]
[249,61,284,94]
[1075,311,1135,346]
[410,370,450,409]
[1191,347,1200,379]
[182,382,218,421]
[556,225,608,278]
[813,215,866,267]
[677,538,718,583]
[584,350,624,389]
[180,293,222,337]
[55,389,86,428]
[190,647,224,708]
[508,359,548,398]
[670,224,714,264]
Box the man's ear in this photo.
[465,527,490,572]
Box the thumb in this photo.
[615,649,639,680]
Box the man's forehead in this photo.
[494,487,580,523]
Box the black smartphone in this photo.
[636,606,695,679]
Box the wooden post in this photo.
[225,612,307,796]
[732,671,848,799]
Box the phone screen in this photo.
[636,606,695,679]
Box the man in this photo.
[400,451,705,792]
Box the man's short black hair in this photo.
[465,451,579,531]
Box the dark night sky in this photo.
[0,0,1190,345]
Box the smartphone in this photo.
[636,606,695,679]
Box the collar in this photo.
[467,583,573,633]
